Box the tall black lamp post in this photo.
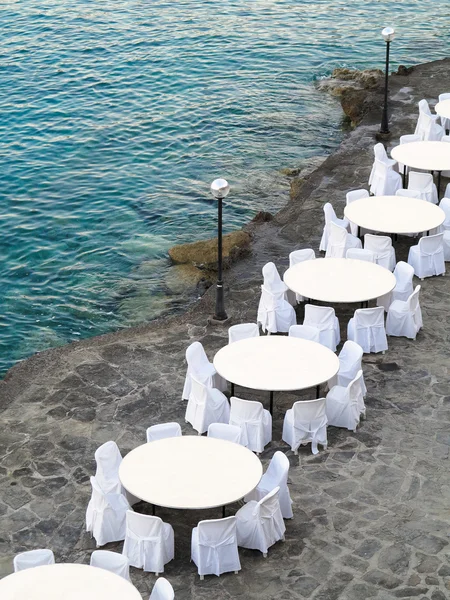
[379,26,395,135]
[210,178,230,321]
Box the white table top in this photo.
[0,563,142,600]
[119,436,262,510]
[435,99,450,120]
[284,257,396,304]
[213,335,339,392]
[391,140,450,171]
[344,195,445,235]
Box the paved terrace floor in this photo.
[1,59,450,600]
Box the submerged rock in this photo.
[168,230,251,271]
[164,264,214,296]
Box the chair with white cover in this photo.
[191,516,241,579]
[90,550,130,581]
[235,487,285,557]
[319,203,349,252]
[369,143,402,196]
[182,341,227,401]
[185,376,230,435]
[207,422,242,444]
[288,324,320,343]
[325,222,362,258]
[288,248,315,302]
[94,441,123,496]
[257,285,297,334]
[407,171,438,204]
[364,234,396,271]
[439,93,450,133]
[146,422,182,443]
[229,396,271,454]
[228,323,259,344]
[149,578,175,600]
[397,134,423,175]
[346,189,369,236]
[445,183,450,200]
[347,306,388,354]
[386,285,423,339]
[262,261,290,298]
[377,261,414,312]
[440,197,450,260]
[282,398,328,455]
[327,340,367,397]
[395,188,422,199]
[13,549,55,572]
[244,451,293,519]
[303,304,340,352]
[326,370,365,432]
[86,477,130,547]
[345,248,375,262]
[415,99,444,141]
[408,233,445,279]
[441,134,450,178]
[122,511,174,575]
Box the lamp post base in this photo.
[375,130,392,142]
[208,315,232,326]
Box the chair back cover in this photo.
[257,487,285,546]
[149,577,175,600]
[338,340,363,382]
[364,234,393,258]
[146,422,182,443]
[415,99,443,140]
[228,323,259,344]
[373,142,391,163]
[257,285,296,334]
[408,171,433,193]
[395,188,422,199]
[407,285,421,313]
[191,376,207,408]
[230,396,263,446]
[345,248,375,262]
[439,93,450,131]
[90,550,130,580]
[13,549,55,572]
[394,261,414,296]
[208,422,242,444]
[326,221,348,258]
[439,197,450,229]
[95,441,123,495]
[354,306,385,330]
[288,324,320,343]
[264,451,289,490]
[186,341,210,374]
[400,133,422,145]
[289,248,315,266]
[292,398,327,454]
[418,232,444,257]
[126,510,163,538]
[346,189,369,204]
[197,516,239,576]
[262,262,287,295]
[304,304,336,332]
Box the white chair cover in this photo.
[228,322,259,344]
[444,230,450,261]
[445,183,450,200]
[122,510,174,574]
[288,324,320,343]
[319,203,349,251]
[262,261,289,296]
[288,248,316,302]
[347,306,388,354]
[94,441,123,496]
[440,134,450,178]
[377,261,414,312]
[408,171,438,204]
[327,340,367,396]
[414,99,444,141]
[439,93,450,133]
[346,189,369,236]
[185,376,230,435]
[282,398,328,455]
[257,285,297,334]
[345,248,375,262]
[326,370,365,432]
[397,134,423,175]
[229,396,271,454]
[149,578,175,600]
[235,487,285,556]
[364,234,396,271]
[439,197,450,229]
[303,304,340,352]
[326,222,361,258]
[395,188,422,199]
[245,451,293,519]
[207,422,242,444]
[13,549,55,572]
[408,233,445,279]
[191,516,241,579]
[146,422,182,443]
[182,341,227,401]
[386,285,423,339]
[86,476,130,547]
[369,143,402,196]
[90,550,130,581]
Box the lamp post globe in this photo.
[210,178,230,321]
[379,26,395,135]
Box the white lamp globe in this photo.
[210,178,230,199]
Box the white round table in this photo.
[283,258,396,304]
[213,336,339,414]
[391,140,450,195]
[119,436,262,510]
[435,99,450,122]
[0,563,142,600]
[344,195,445,235]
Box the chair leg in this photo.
[200,575,204,581]
[234,571,239,574]
[263,553,268,558]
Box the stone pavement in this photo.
[1,59,450,599]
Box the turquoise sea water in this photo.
[0,1,449,375]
